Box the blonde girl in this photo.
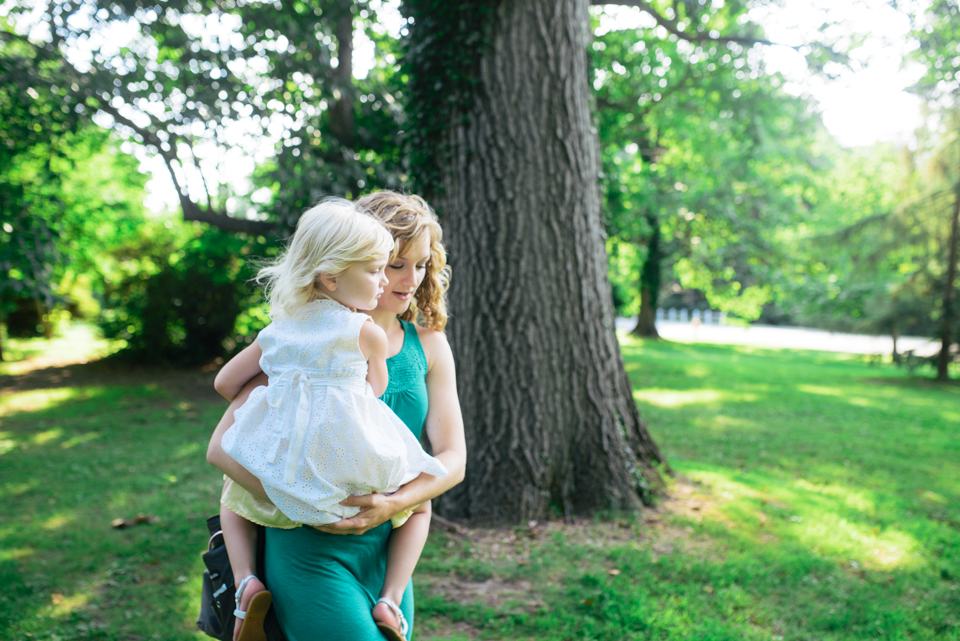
[214,197,449,641]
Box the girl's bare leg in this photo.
[211,376,271,641]
[372,501,432,630]
[220,505,266,641]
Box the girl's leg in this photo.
[373,501,431,632]
[220,504,266,641]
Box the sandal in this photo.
[234,575,272,641]
[374,597,408,641]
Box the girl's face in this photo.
[374,234,431,315]
[324,256,389,311]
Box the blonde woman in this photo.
[207,192,466,641]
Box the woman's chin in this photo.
[376,297,411,315]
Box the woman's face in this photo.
[374,234,431,315]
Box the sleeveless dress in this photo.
[220,300,446,528]
[263,320,428,641]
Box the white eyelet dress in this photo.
[220,299,447,528]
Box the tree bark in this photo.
[435,0,665,524]
[632,212,661,338]
[330,1,355,148]
[937,173,960,381]
[35,299,52,339]
[891,326,900,365]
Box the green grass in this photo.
[415,339,960,641]
[0,331,958,640]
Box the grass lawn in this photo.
[0,328,957,640]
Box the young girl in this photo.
[216,197,447,641]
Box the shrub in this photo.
[100,231,263,365]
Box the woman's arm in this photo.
[214,339,264,401]
[319,330,466,534]
[206,373,271,500]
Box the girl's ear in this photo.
[318,272,338,292]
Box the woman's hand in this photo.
[316,328,467,536]
[312,492,397,535]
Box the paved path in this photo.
[615,318,941,356]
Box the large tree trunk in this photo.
[435,0,665,524]
[937,173,960,381]
[632,212,661,338]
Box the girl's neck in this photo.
[368,307,402,333]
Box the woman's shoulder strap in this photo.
[399,320,427,368]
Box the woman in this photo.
[206,191,466,641]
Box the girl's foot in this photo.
[373,597,408,641]
[233,575,271,641]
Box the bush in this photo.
[100,231,264,365]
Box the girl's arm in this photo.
[359,320,389,397]
[213,339,264,401]
[207,373,271,500]
[319,330,466,534]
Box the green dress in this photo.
[264,320,428,641]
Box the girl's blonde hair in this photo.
[257,197,394,317]
[355,191,450,331]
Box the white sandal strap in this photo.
[234,575,259,620]
[376,597,408,637]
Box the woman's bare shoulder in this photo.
[415,325,452,368]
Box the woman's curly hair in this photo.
[355,191,450,331]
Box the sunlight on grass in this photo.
[32,428,63,446]
[42,512,76,531]
[921,490,948,504]
[0,322,120,376]
[684,364,711,378]
[634,388,758,408]
[800,515,919,569]
[794,479,875,513]
[688,469,922,571]
[0,547,33,562]
[0,387,83,417]
[3,479,39,496]
[693,413,760,431]
[175,442,203,459]
[50,590,92,617]
[61,432,100,449]
[797,384,843,396]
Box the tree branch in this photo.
[1,29,276,235]
[591,0,783,48]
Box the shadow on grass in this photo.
[0,378,227,640]
[0,357,221,406]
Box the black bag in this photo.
[197,514,235,640]
[197,515,287,641]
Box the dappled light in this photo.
[1,0,958,637]
[687,468,922,571]
[42,512,76,532]
[0,388,82,417]
[633,388,760,408]
[60,431,101,449]
[49,590,92,618]
[31,428,63,446]
[0,546,34,563]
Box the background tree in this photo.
[594,8,818,336]
[784,141,952,356]
[0,0,405,232]
[0,32,149,358]
[908,0,960,380]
